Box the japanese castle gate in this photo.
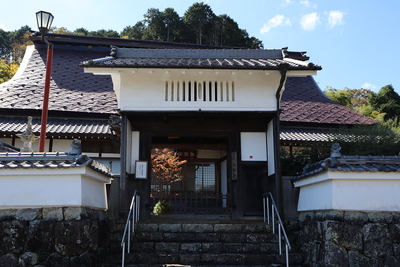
[82,47,320,220]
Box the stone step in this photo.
[108,217,300,266]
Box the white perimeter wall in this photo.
[0,167,112,210]
[294,171,400,212]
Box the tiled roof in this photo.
[0,36,375,138]
[280,128,339,142]
[80,47,321,71]
[0,140,19,152]
[0,117,110,136]
[295,147,400,181]
[0,45,118,114]
[0,152,111,176]
[281,76,377,125]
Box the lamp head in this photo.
[36,11,54,38]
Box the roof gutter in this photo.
[273,62,289,217]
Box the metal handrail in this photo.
[263,192,291,267]
[121,190,140,267]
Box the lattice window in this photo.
[165,81,235,102]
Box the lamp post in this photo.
[36,11,54,152]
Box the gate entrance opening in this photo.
[151,135,229,214]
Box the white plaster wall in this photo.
[240,132,267,161]
[0,168,111,210]
[294,171,400,212]
[109,69,280,111]
[267,121,275,176]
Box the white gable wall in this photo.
[88,68,281,112]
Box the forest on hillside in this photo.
[0,3,262,83]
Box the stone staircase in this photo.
[106,215,302,266]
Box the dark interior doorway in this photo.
[150,134,229,214]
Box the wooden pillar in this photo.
[229,131,243,220]
[138,130,152,220]
[119,113,128,213]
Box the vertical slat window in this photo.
[165,80,235,102]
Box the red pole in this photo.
[38,43,53,152]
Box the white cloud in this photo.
[260,15,291,34]
[300,13,319,31]
[0,24,10,31]
[300,0,317,8]
[281,0,293,6]
[328,11,345,28]
[362,82,377,90]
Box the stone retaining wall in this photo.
[293,211,400,267]
[0,208,112,266]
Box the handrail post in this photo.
[263,192,291,267]
[278,223,282,255]
[272,204,275,234]
[263,196,266,222]
[267,197,270,224]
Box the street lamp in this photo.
[35,11,54,152]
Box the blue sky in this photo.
[2,0,400,93]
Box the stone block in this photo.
[242,243,260,253]
[180,242,202,252]
[45,253,70,267]
[137,223,158,232]
[214,223,244,233]
[155,242,180,253]
[163,232,195,242]
[368,212,393,223]
[260,243,279,254]
[243,224,268,233]
[159,223,182,232]
[320,241,348,267]
[299,242,320,266]
[221,243,243,253]
[0,220,27,254]
[0,209,17,221]
[180,254,201,265]
[182,223,213,233]
[389,224,400,243]
[221,233,246,243]
[27,220,55,252]
[363,223,393,258]
[0,254,18,267]
[131,242,155,253]
[299,211,315,224]
[134,231,163,242]
[348,251,370,267]
[202,243,223,253]
[324,221,363,250]
[63,207,85,220]
[43,207,63,221]
[344,211,369,225]
[245,253,275,265]
[54,220,98,256]
[70,252,97,267]
[195,232,220,242]
[16,208,41,221]
[246,233,269,243]
[18,252,38,266]
[201,253,245,265]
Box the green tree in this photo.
[0,26,31,62]
[50,26,72,34]
[324,87,353,108]
[73,28,89,36]
[0,59,18,83]
[88,29,120,38]
[121,22,146,39]
[183,2,216,44]
[369,85,400,121]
